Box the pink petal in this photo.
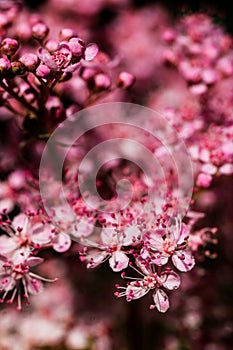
[31,223,51,245]
[161,271,180,290]
[109,251,129,272]
[64,62,81,73]
[12,213,28,233]
[151,252,169,266]
[86,251,108,268]
[145,230,164,251]
[201,163,217,175]
[12,248,31,265]
[101,228,116,245]
[85,43,98,61]
[52,232,71,253]
[153,289,169,313]
[37,47,58,70]
[0,198,14,213]
[219,163,233,175]
[26,256,44,267]
[26,277,43,295]
[172,250,195,272]
[0,275,16,291]
[173,223,189,245]
[126,281,149,300]
[122,225,141,246]
[73,220,93,238]
[0,235,18,254]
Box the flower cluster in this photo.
[0,0,230,325]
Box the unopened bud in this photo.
[36,64,51,78]
[94,73,111,90]
[44,39,59,53]
[117,71,135,89]
[32,22,49,41]
[1,37,19,56]
[19,53,39,71]
[0,57,11,74]
[11,61,26,75]
[59,28,77,41]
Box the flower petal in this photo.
[153,289,169,313]
[151,252,169,266]
[86,251,108,268]
[12,213,28,234]
[37,47,58,70]
[100,228,116,245]
[52,232,71,253]
[26,277,43,295]
[126,281,149,300]
[122,225,141,246]
[0,275,16,291]
[85,43,98,61]
[145,230,164,251]
[161,271,181,290]
[31,223,51,245]
[109,251,129,272]
[172,250,195,272]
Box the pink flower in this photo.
[115,261,180,312]
[0,213,52,264]
[37,43,73,71]
[37,40,98,73]
[141,218,195,272]
[84,225,141,272]
[0,255,53,309]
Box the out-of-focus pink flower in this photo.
[196,173,213,188]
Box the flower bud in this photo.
[1,38,19,56]
[32,22,49,41]
[81,67,95,81]
[116,72,135,89]
[36,64,51,78]
[19,53,39,71]
[11,61,26,75]
[94,73,111,91]
[0,57,11,74]
[44,39,59,53]
[59,28,77,41]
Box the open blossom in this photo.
[37,39,98,73]
[83,225,141,272]
[0,213,53,264]
[115,261,180,312]
[141,218,195,272]
[0,255,54,310]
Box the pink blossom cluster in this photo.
[0,2,231,344]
